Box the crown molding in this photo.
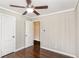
[0,6,21,15]
[0,6,31,18]
[0,6,75,19]
[75,0,79,10]
[32,8,75,19]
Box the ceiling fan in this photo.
[10,0,48,15]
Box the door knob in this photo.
[12,36,15,38]
[25,34,27,37]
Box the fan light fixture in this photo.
[26,8,34,13]
[10,0,48,15]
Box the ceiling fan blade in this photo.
[33,10,40,15]
[26,0,32,5]
[22,11,27,15]
[35,6,48,9]
[10,5,25,8]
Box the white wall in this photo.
[0,8,32,50]
[34,10,76,57]
[76,0,79,57]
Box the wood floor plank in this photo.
[2,45,72,58]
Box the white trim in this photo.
[0,6,31,18]
[32,8,75,19]
[75,0,79,10]
[15,47,25,52]
[14,17,16,53]
[25,44,33,48]
[41,46,77,58]
[0,6,21,15]
[15,44,33,52]
[0,6,75,19]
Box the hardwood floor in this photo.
[2,46,72,58]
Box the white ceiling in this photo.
[0,0,78,17]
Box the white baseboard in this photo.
[41,46,76,58]
[15,47,25,52]
[25,44,33,48]
[15,44,33,52]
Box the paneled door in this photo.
[1,14,16,56]
[0,15,1,57]
[25,21,33,48]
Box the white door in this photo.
[1,14,16,56]
[0,15,1,57]
[25,21,33,48]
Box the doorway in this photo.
[33,21,40,49]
